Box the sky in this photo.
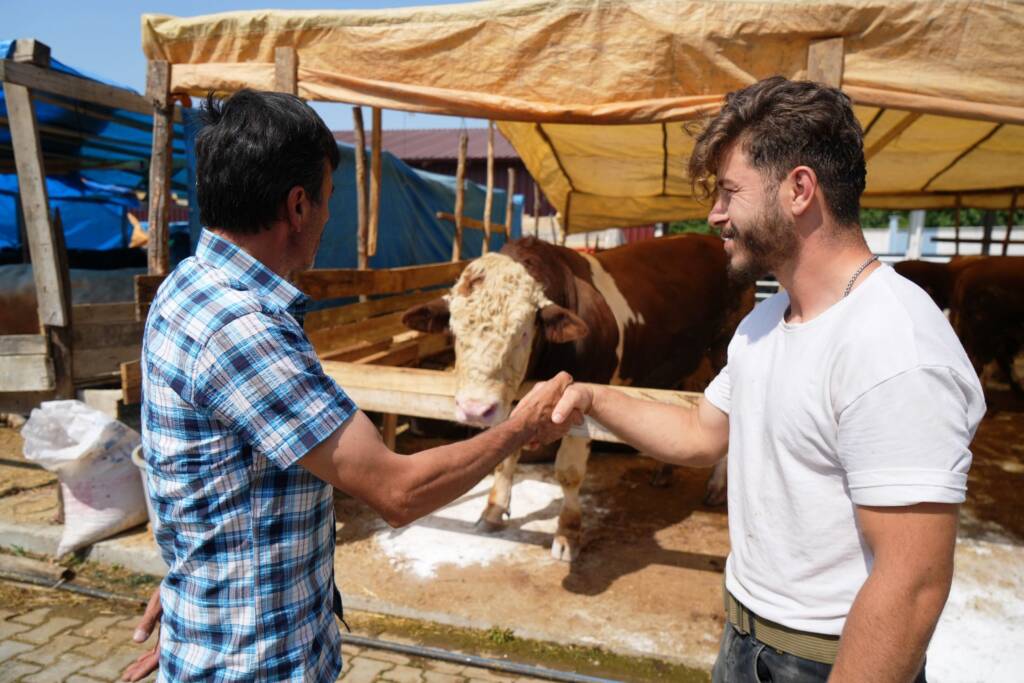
[1,0,487,131]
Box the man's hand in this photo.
[121,586,162,682]
[551,383,594,425]
[510,372,583,447]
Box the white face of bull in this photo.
[402,252,589,428]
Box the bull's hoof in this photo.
[476,505,508,532]
[550,533,580,562]
[703,486,727,507]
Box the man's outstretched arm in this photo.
[551,384,729,468]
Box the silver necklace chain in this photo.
[844,255,879,297]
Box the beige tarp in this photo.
[142,0,1024,232]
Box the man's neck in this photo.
[775,226,878,324]
[208,226,293,280]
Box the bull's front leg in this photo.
[552,436,591,562]
[477,449,521,531]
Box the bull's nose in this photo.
[455,398,499,424]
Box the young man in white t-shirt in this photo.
[549,77,984,682]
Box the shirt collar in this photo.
[194,229,309,313]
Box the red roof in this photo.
[333,128,519,161]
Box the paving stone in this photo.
[0,609,15,621]
[380,664,425,682]
[341,642,364,657]
[424,659,465,675]
[463,670,519,683]
[341,656,394,683]
[73,614,122,639]
[18,616,82,645]
[11,608,50,626]
[0,639,34,663]
[362,648,412,665]
[75,645,147,681]
[423,672,465,683]
[0,619,30,639]
[22,652,92,683]
[65,676,107,683]
[17,632,88,665]
[0,661,41,683]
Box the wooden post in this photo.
[504,167,516,243]
[482,122,494,253]
[12,39,50,69]
[807,37,845,87]
[274,47,298,95]
[382,413,398,450]
[452,131,468,262]
[368,107,382,258]
[352,107,369,270]
[1004,189,1019,256]
[533,181,540,237]
[953,196,961,256]
[145,60,173,275]
[981,210,995,255]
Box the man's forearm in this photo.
[829,568,950,682]
[588,386,723,467]
[388,417,532,526]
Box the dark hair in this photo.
[194,89,340,234]
[688,77,866,226]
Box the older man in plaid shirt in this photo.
[123,90,576,682]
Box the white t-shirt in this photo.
[704,264,985,636]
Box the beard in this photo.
[722,199,797,285]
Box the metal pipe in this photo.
[0,570,146,606]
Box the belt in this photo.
[724,587,840,665]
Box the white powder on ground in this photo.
[926,538,1024,682]
[374,474,566,578]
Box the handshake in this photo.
[508,372,593,449]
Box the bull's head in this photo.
[402,253,588,427]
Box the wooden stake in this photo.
[352,107,369,270]
[482,122,494,253]
[369,108,382,258]
[504,167,516,243]
[452,130,468,262]
[1004,189,1019,256]
[145,60,173,275]
[382,413,398,450]
[274,47,298,95]
[533,181,540,237]
[807,37,844,87]
[954,195,961,256]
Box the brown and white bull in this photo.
[403,234,754,560]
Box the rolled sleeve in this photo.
[194,312,357,469]
[837,366,976,506]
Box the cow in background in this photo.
[403,234,754,560]
[948,256,1024,395]
[893,255,986,312]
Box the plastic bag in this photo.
[22,400,148,557]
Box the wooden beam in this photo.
[120,360,142,405]
[0,354,54,392]
[1003,189,1019,256]
[436,212,509,235]
[954,195,962,256]
[807,37,845,87]
[0,335,47,356]
[483,121,495,253]
[369,107,382,258]
[146,60,173,275]
[12,39,50,68]
[505,167,516,241]
[381,413,398,450]
[304,289,442,332]
[533,181,540,237]
[452,131,468,262]
[844,85,1024,127]
[352,107,369,270]
[295,260,470,300]
[47,208,74,400]
[319,361,699,445]
[134,274,165,321]
[864,111,922,161]
[0,60,173,120]
[274,47,298,95]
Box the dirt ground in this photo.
[1,396,1022,675]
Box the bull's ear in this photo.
[539,304,589,343]
[402,298,450,333]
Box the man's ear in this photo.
[285,185,306,230]
[401,298,450,333]
[539,304,589,343]
[788,165,817,218]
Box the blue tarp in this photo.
[0,40,187,253]
[183,108,522,271]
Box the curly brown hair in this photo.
[688,76,866,226]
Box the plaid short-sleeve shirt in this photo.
[142,230,356,682]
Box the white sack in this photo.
[22,400,147,557]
